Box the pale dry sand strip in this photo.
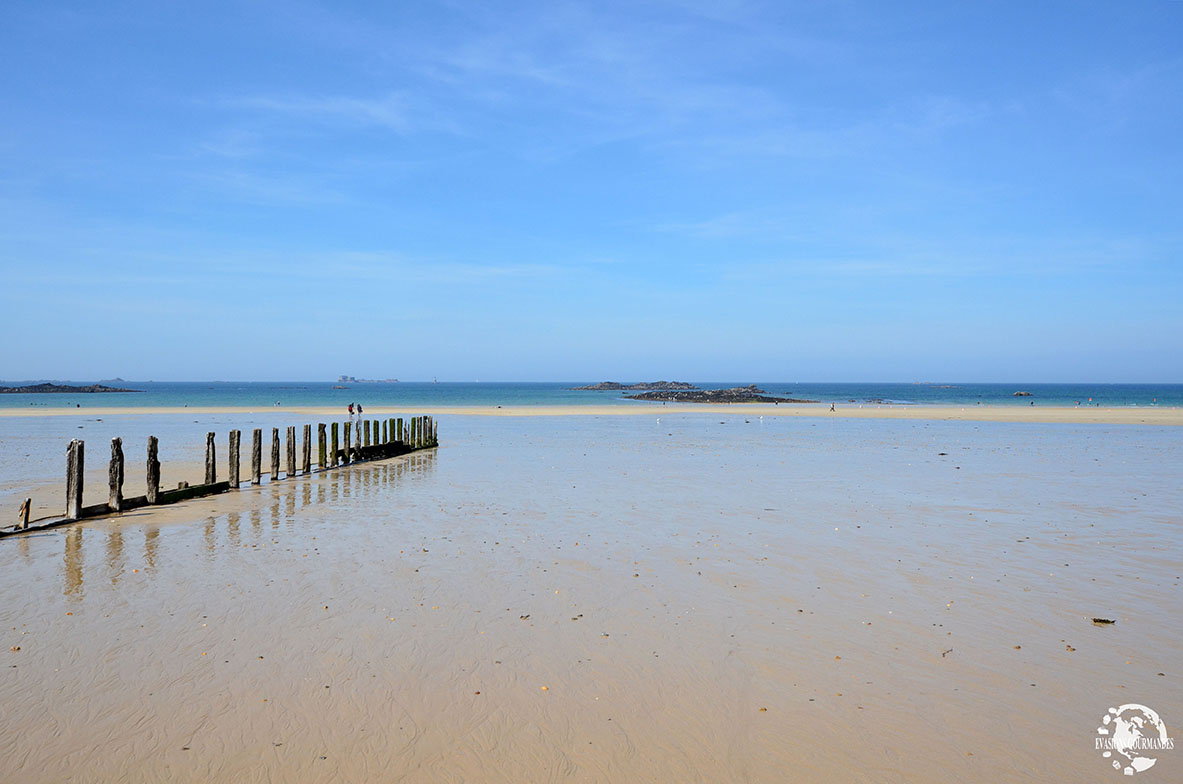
[1,404,1180,425]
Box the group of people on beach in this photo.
[347,402,364,422]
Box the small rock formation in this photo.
[1013,391,1033,397]
[626,385,818,404]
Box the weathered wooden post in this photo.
[389,418,395,443]
[64,439,85,519]
[362,420,369,448]
[229,430,241,488]
[396,418,403,443]
[354,419,362,455]
[108,437,124,511]
[147,436,160,504]
[286,426,297,477]
[271,428,281,480]
[331,423,340,466]
[302,424,312,473]
[343,422,352,463]
[409,417,416,448]
[205,432,216,485]
[317,424,327,469]
[433,419,438,445]
[18,498,30,529]
[251,429,262,485]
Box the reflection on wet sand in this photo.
[54,452,436,598]
[105,529,123,586]
[64,526,82,599]
[144,526,159,572]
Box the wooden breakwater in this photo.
[3,415,439,538]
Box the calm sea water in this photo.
[1,381,1180,410]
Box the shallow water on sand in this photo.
[1,415,1180,782]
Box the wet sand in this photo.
[1,416,1180,782]
[1,403,1179,426]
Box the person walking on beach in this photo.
[348,403,354,422]
[830,402,836,412]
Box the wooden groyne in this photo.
[3,415,439,538]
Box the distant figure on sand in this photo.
[348,403,354,418]
[830,403,835,412]
[357,404,363,415]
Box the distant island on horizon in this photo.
[0,383,141,394]
[571,381,698,391]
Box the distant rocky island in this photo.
[626,385,818,404]
[338,376,399,383]
[0,383,140,394]
[571,381,698,391]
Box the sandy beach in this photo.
[1,414,1179,782]
[1,403,1179,426]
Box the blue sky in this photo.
[2,1,1180,382]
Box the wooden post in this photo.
[18,498,30,529]
[354,419,362,455]
[396,418,403,443]
[302,424,312,473]
[205,432,216,485]
[318,424,327,469]
[363,420,370,448]
[64,439,84,519]
[389,418,395,443]
[229,430,240,488]
[286,426,297,477]
[434,419,438,445]
[331,423,339,466]
[343,422,351,463]
[251,429,262,485]
[271,428,281,480]
[147,436,160,504]
[410,417,416,448]
[108,437,124,511]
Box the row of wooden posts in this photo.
[12,416,437,533]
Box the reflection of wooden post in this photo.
[108,437,124,511]
[271,428,281,479]
[302,424,312,474]
[251,429,262,485]
[229,430,240,488]
[18,498,30,529]
[318,424,327,469]
[147,436,160,503]
[205,432,216,485]
[343,422,351,463]
[286,426,296,477]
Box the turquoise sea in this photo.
[1,381,1180,410]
